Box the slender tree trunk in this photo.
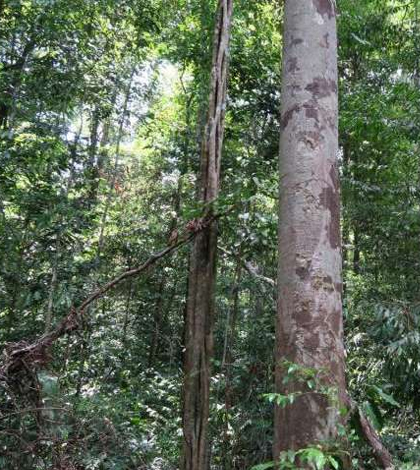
[6,227,28,336]
[181,2,233,469]
[149,177,183,368]
[45,241,59,333]
[353,228,360,274]
[97,67,135,255]
[221,248,242,470]
[122,275,133,348]
[75,330,90,398]
[415,0,420,86]
[4,40,35,136]
[0,103,8,129]
[274,0,347,465]
[86,108,101,205]
[148,276,165,368]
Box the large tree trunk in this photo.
[274,0,347,465]
[181,1,233,469]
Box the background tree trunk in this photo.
[274,0,347,464]
[221,247,242,470]
[181,1,233,469]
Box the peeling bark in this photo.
[181,1,233,469]
[274,0,347,465]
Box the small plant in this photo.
[263,361,340,410]
[250,446,340,470]
[254,362,347,470]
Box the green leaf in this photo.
[250,462,275,470]
[371,385,400,407]
[350,32,371,46]
[362,400,382,431]
[328,457,339,469]
[299,448,327,470]
[286,450,295,462]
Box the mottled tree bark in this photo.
[181,1,233,469]
[274,0,347,464]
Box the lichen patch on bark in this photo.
[303,103,319,121]
[297,130,322,150]
[291,36,303,46]
[320,186,340,249]
[305,76,337,99]
[321,32,330,48]
[296,265,311,280]
[291,84,302,97]
[281,104,300,130]
[287,57,300,73]
[313,0,336,19]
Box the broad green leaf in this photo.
[328,457,339,469]
[371,385,400,407]
[250,462,275,470]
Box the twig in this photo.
[219,246,276,288]
[0,407,69,421]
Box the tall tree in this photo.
[274,0,347,464]
[181,1,233,469]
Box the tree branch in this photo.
[354,406,395,469]
[219,246,276,288]
[0,213,225,379]
[243,261,276,287]
[345,397,395,469]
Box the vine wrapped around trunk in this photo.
[181,1,233,469]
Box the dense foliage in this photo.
[0,0,419,469]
